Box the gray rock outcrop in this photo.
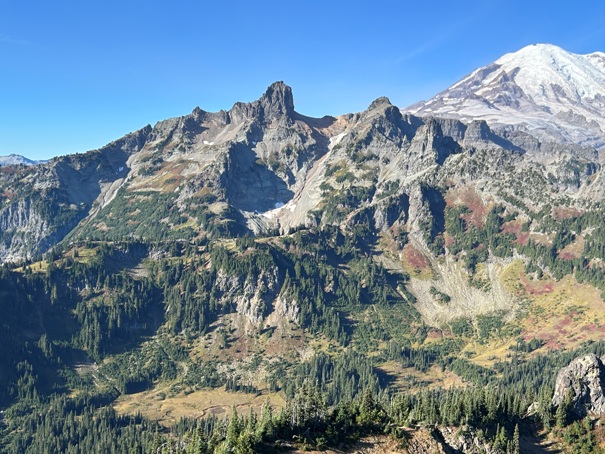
[552,353,605,417]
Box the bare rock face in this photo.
[215,267,283,326]
[234,267,280,325]
[0,125,150,262]
[438,426,501,454]
[552,353,605,417]
[398,426,502,454]
[258,81,295,121]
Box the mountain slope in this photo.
[2,80,604,342]
[406,43,605,149]
[0,127,150,261]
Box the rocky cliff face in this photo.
[214,265,293,329]
[0,126,150,261]
[552,354,605,417]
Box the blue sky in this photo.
[2,0,605,160]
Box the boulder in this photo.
[552,353,605,417]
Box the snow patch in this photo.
[203,140,215,145]
[260,200,293,219]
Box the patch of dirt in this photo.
[558,235,585,260]
[192,313,306,365]
[528,232,553,246]
[552,206,583,221]
[501,219,529,245]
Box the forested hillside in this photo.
[2,220,605,452]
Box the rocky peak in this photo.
[368,96,393,111]
[190,106,207,121]
[227,81,295,125]
[355,96,409,143]
[258,81,295,120]
[464,120,491,143]
[552,353,605,417]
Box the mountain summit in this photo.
[258,81,295,119]
[406,43,605,148]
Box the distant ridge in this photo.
[0,154,48,166]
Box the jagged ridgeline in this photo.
[4,80,605,453]
[3,81,602,262]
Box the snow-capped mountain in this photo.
[406,44,605,148]
[0,154,47,166]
